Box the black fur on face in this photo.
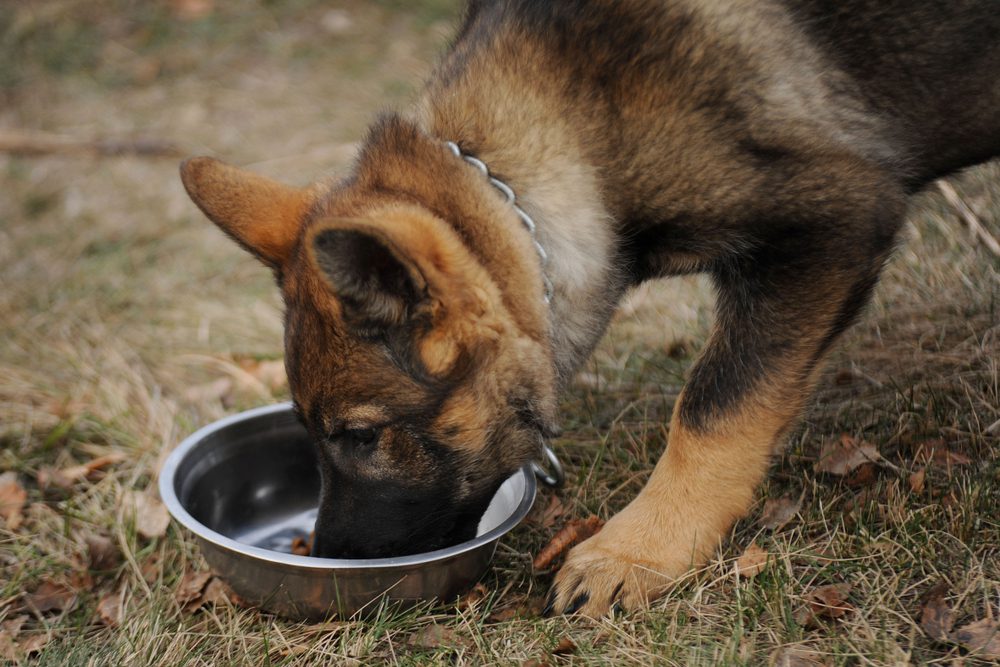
[308,430,495,558]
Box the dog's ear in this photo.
[308,222,427,330]
[307,209,503,375]
[179,156,316,269]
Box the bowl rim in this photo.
[158,402,537,570]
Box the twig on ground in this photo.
[0,130,183,158]
[936,180,1000,257]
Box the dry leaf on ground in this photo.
[919,582,954,641]
[182,377,234,405]
[23,580,77,615]
[531,494,566,528]
[908,467,926,493]
[123,490,170,539]
[408,623,460,650]
[552,636,577,656]
[814,434,881,477]
[170,0,214,21]
[174,570,212,606]
[140,553,162,583]
[950,618,1000,659]
[96,590,124,627]
[913,441,972,468]
[771,646,830,667]
[0,616,28,662]
[533,515,604,571]
[488,595,547,622]
[199,578,231,607]
[39,453,127,490]
[735,542,769,579]
[18,633,50,657]
[759,494,803,530]
[457,582,489,609]
[0,633,15,663]
[795,583,853,628]
[238,358,287,392]
[0,472,27,529]
[84,533,120,570]
[0,617,27,639]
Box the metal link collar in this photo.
[445,141,554,304]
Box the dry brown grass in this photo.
[1,1,998,665]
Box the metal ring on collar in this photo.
[489,177,516,204]
[531,443,565,488]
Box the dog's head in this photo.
[180,156,557,558]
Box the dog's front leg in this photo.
[547,162,907,616]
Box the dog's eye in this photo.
[344,428,379,447]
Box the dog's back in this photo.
[788,0,1000,180]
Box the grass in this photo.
[1,1,998,664]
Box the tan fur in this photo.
[550,366,813,616]
[180,157,318,269]
[181,0,999,596]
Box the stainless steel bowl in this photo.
[158,403,543,620]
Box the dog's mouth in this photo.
[310,474,505,559]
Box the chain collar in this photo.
[445,141,553,304]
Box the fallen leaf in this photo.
[408,623,459,649]
[844,487,880,515]
[56,453,126,485]
[174,570,212,606]
[735,542,769,579]
[198,578,231,607]
[950,618,1000,659]
[552,636,577,655]
[0,471,27,529]
[123,490,170,539]
[908,467,926,494]
[238,358,287,392]
[0,633,15,662]
[770,646,830,666]
[85,533,120,571]
[140,553,162,583]
[795,583,853,628]
[96,590,124,627]
[69,569,94,591]
[457,583,489,609]
[23,580,77,615]
[18,633,49,656]
[0,616,27,639]
[487,606,519,623]
[521,660,550,667]
[533,494,566,528]
[36,467,73,491]
[913,441,972,468]
[170,0,213,21]
[533,515,604,571]
[844,461,878,488]
[488,595,546,622]
[0,616,28,662]
[759,494,803,530]
[814,434,881,477]
[919,582,954,641]
[182,377,233,405]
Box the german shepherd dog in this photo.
[180,0,1000,616]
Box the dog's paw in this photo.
[543,500,696,617]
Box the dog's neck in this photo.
[392,106,626,386]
